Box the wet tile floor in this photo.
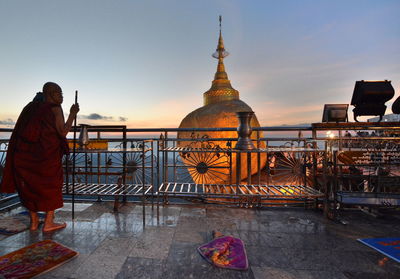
[0,202,399,278]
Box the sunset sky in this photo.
[1,0,399,128]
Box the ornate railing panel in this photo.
[2,123,400,210]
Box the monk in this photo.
[0,82,79,232]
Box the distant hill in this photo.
[268,123,311,127]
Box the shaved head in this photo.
[43,82,63,104]
[43,82,61,96]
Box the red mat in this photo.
[0,239,78,278]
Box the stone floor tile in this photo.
[60,220,109,234]
[235,219,269,232]
[177,216,209,231]
[342,271,398,279]
[173,228,207,244]
[296,269,348,279]
[263,219,316,234]
[145,214,179,227]
[128,227,175,260]
[56,202,93,212]
[92,213,144,233]
[283,248,334,270]
[277,233,337,250]
[247,246,291,268]
[92,236,134,257]
[56,203,105,221]
[240,231,287,248]
[206,217,238,232]
[131,205,181,217]
[72,254,126,279]
[180,206,206,217]
[331,250,386,273]
[35,275,72,279]
[36,254,89,279]
[115,257,165,279]
[111,203,137,214]
[330,235,374,252]
[1,203,399,278]
[359,249,400,276]
[206,207,257,220]
[106,230,140,238]
[45,231,109,254]
[0,230,42,249]
[163,242,254,279]
[252,266,299,279]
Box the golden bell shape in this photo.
[177,19,266,185]
[78,124,90,149]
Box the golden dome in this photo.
[178,16,265,185]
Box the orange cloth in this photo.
[0,101,69,211]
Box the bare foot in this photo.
[30,222,39,231]
[43,222,66,233]
[29,211,39,231]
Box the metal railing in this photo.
[1,123,400,211]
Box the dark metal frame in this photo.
[2,123,399,215]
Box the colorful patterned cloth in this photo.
[0,239,78,278]
[198,236,248,270]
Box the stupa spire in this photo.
[204,16,239,106]
[212,15,229,81]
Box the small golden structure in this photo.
[178,16,266,184]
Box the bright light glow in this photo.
[326,131,335,138]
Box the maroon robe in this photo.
[0,101,69,211]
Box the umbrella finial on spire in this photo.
[212,15,229,59]
[204,16,239,105]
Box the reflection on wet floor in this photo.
[0,202,399,279]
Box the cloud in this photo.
[78,113,128,123]
[0,118,15,126]
[81,113,113,120]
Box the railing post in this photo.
[257,130,261,186]
[151,140,154,207]
[142,140,145,208]
[164,131,168,184]
[323,142,329,219]
[247,152,251,185]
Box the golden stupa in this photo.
[177,17,266,184]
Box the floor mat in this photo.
[0,212,45,235]
[0,239,78,278]
[198,235,248,270]
[358,238,400,263]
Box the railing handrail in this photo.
[0,125,313,134]
[3,121,400,134]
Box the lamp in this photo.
[322,104,349,123]
[392,95,400,114]
[351,80,394,122]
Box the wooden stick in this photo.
[71,90,78,220]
